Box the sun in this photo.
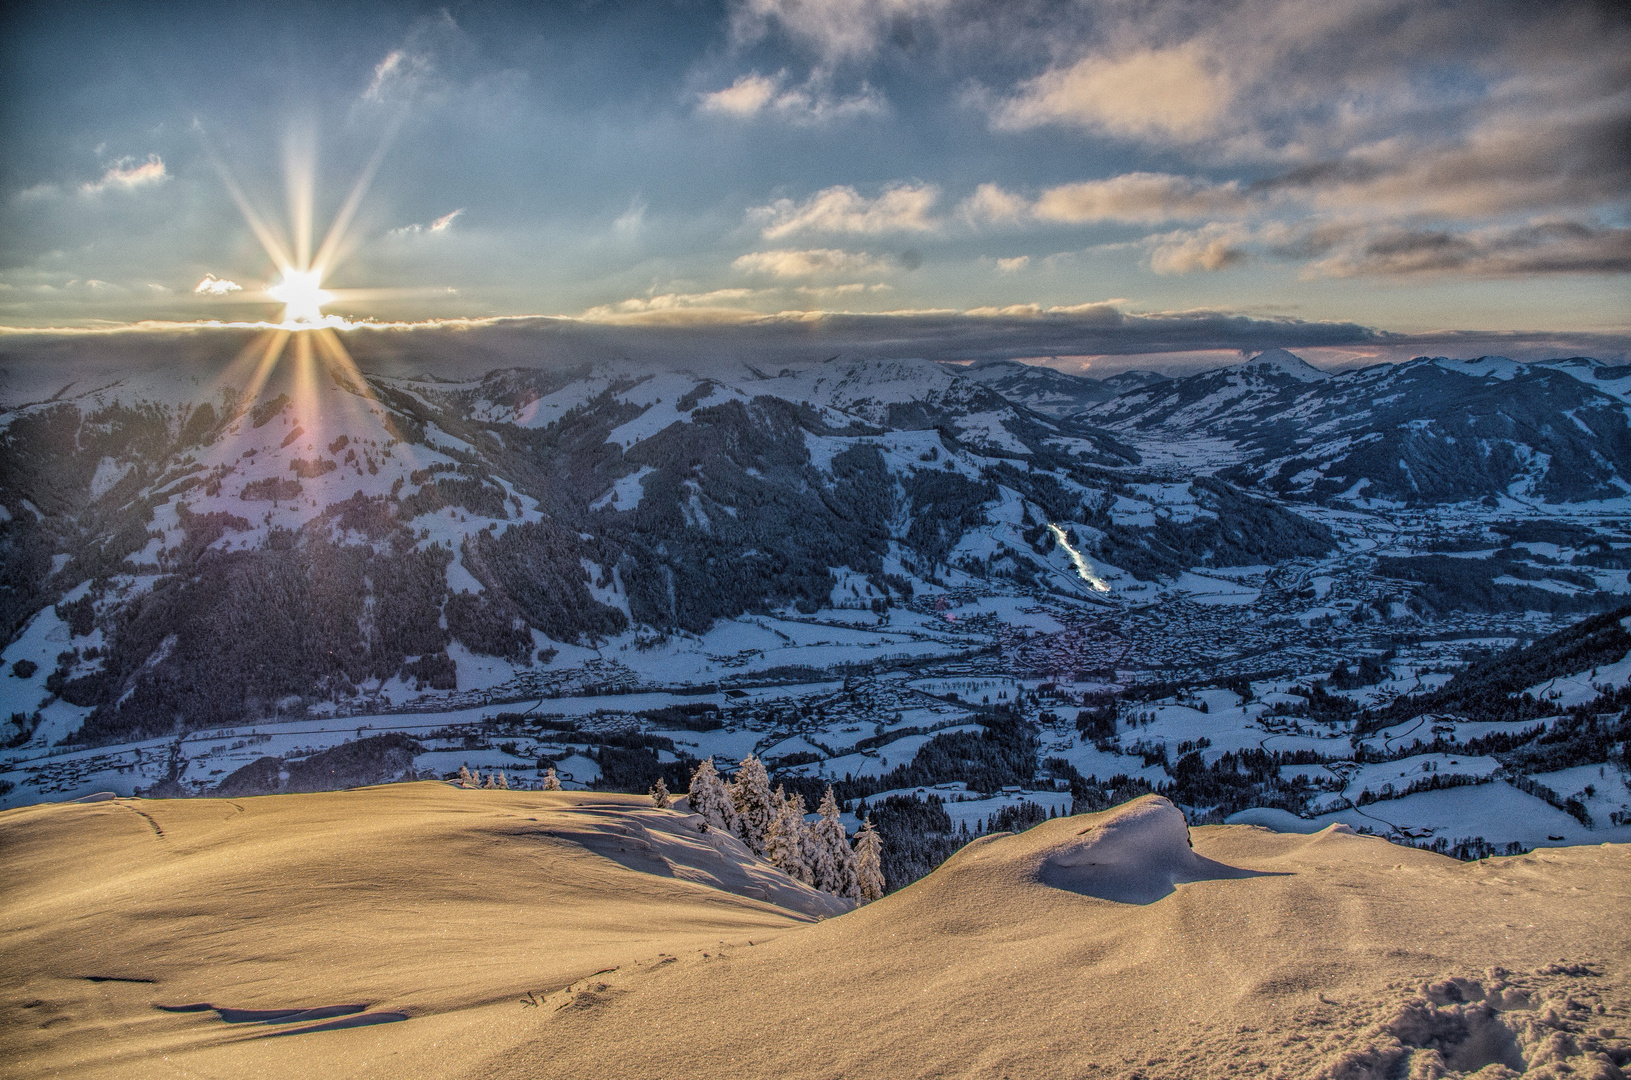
[267,269,334,325]
[200,133,403,415]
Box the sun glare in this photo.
[196,130,421,443]
[267,269,334,325]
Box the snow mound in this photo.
[1035,795,1274,903]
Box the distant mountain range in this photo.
[973,348,1631,506]
[957,358,1169,416]
[4,332,1630,745]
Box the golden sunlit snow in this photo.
[3,787,1626,1080]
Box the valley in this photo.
[3,332,1631,885]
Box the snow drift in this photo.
[1032,794,1278,903]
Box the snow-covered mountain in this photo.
[4,328,1630,779]
[1239,346,1329,382]
[956,358,1168,417]
[1086,350,1631,506]
[2,343,1195,744]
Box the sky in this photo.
[1,0,1628,369]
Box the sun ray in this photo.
[239,328,293,405]
[308,327,365,392]
[285,129,316,273]
[311,123,398,279]
[196,129,296,276]
[308,327,389,442]
[192,124,414,469]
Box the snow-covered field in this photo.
[8,787,1628,1080]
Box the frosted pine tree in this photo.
[797,792,823,880]
[650,778,672,809]
[458,764,474,788]
[852,817,885,902]
[482,771,497,789]
[686,759,738,833]
[542,766,562,791]
[811,785,856,896]
[495,770,509,790]
[729,755,776,857]
[764,787,813,885]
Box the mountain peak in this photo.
[1243,348,1328,382]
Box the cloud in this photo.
[580,288,766,323]
[389,209,464,237]
[730,0,954,67]
[361,11,460,104]
[80,155,168,196]
[958,183,1029,226]
[995,256,1029,273]
[733,248,894,278]
[193,274,242,295]
[9,316,1628,379]
[569,292,1397,351]
[1033,173,1248,225]
[954,173,1251,229]
[970,0,1631,239]
[938,0,1631,288]
[994,45,1232,140]
[1304,220,1631,278]
[1145,225,1251,275]
[701,73,780,116]
[365,51,408,101]
[580,279,894,323]
[699,71,886,123]
[364,49,438,103]
[614,199,645,235]
[751,184,940,239]
[1261,105,1631,220]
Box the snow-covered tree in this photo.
[458,764,474,788]
[482,770,497,789]
[764,787,813,885]
[811,785,856,896]
[730,755,776,857]
[798,794,823,878]
[542,766,562,791]
[651,777,673,809]
[686,758,738,833]
[495,770,509,790]
[852,817,885,902]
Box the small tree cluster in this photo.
[458,764,511,790]
[542,766,562,791]
[683,757,881,903]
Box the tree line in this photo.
[676,755,884,903]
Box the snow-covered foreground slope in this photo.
[0,783,843,1078]
[4,789,1626,1080]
